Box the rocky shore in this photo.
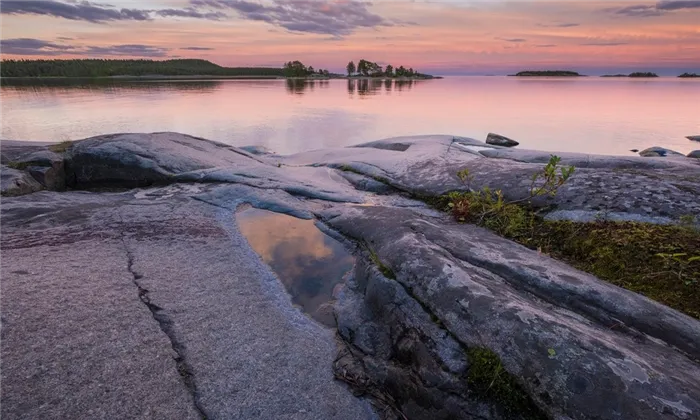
[2,133,700,419]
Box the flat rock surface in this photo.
[1,186,375,420]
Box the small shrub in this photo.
[48,141,73,153]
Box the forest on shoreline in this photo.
[1,58,437,79]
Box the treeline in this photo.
[345,59,427,78]
[282,61,333,77]
[0,59,285,77]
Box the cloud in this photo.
[180,46,215,50]
[155,8,227,20]
[656,0,700,10]
[537,22,579,28]
[0,0,151,23]
[606,0,700,17]
[496,37,527,43]
[580,42,629,46]
[84,44,169,57]
[0,0,229,23]
[0,38,170,57]
[57,36,74,40]
[611,4,663,17]
[190,0,390,36]
[535,44,557,48]
[0,38,77,56]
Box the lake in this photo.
[2,77,698,156]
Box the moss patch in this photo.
[443,192,700,319]
[366,245,396,279]
[5,161,31,170]
[467,347,548,419]
[48,140,73,153]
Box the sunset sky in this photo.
[1,0,699,75]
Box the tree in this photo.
[346,61,355,76]
[385,64,393,77]
[308,65,314,74]
[408,67,414,76]
[357,59,368,76]
[283,60,310,77]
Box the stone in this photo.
[630,149,639,152]
[324,205,700,420]
[688,150,700,159]
[687,135,700,142]
[639,146,685,157]
[1,165,44,196]
[240,145,274,155]
[486,132,519,147]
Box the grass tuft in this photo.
[48,140,73,153]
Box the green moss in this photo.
[367,246,396,279]
[5,161,31,170]
[442,192,700,319]
[48,140,73,153]
[467,347,547,419]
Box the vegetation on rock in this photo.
[467,347,547,420]
[345,59,432,78]
[443,157,700,319]
[679,73,700,78]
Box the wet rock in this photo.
[639,147,684,157]
[687,135,700,142]
[688,150,700,159]
[1,166,44,196]
[486,133,519,147]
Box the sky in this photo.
[1,0,699,75]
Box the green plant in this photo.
[48,140,73,153]
[654,253,700,285]
[526,155,575,199]
[448,155,573,234]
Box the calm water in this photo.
[2,77,698,155]
[237,208,354,327]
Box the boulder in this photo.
[687,135,700,142]
[486,133,519,147]
[638,146,684,157]
[325,205,700,420]
[687,150,700,159]
[1,166,44,196]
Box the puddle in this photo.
[237,208,355,327]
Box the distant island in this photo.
[0,58,437,80]
[679,73,700,78]
[0,59,286,78]
[510,70,582,77]
[601,72,659,78]
[283,59,437,79]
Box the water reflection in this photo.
[347,78,416,97]
[237,208,354,327]
[0,78,222,93]
[285,79,329,95]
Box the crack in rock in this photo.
[119,224,208,419]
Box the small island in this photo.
[601,72,659,78]
[283,59,438,79]
[628,72,659,78]
[510,70,582,77]
[679,72,700,78]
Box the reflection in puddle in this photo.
[237,208,354,327]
